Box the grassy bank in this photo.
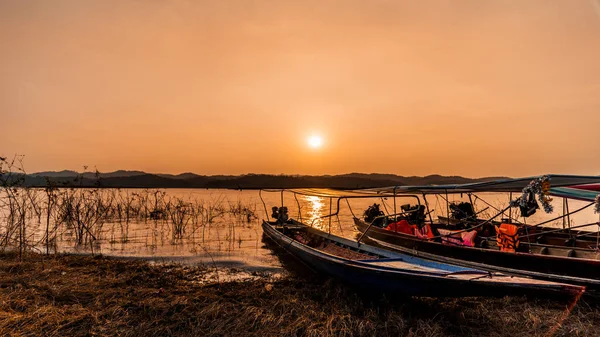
[0,253,598,337]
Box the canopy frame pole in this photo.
[445,189,450,221]
[523,216,532,249]
[294,193,303,224]
[259,189,269,220]
[328,198,332,234]
[562,198,567,229]
[468,192,476,214]
[565,198,572,238]
[336,211,344,234]
[597,214,599,250]
[345,198,357,219]
[423,193,433,223]
[508,192,512,222]
[393,187,397,221]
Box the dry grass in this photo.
[0,252,599,337]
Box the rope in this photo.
[473,194,523,225]
[527,202,594,229]
[597,214,599,250]
[519,221,600,239]
[380,197,391,216]
[336,214,344,235]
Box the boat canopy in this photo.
[365,175,600,195]
[550,187,600,202]
[263,188,396,198]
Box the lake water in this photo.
[1,188,598,271]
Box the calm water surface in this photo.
[3,188,598,270]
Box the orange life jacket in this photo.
[496,223,520,252]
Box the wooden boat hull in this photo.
[354,218,600,291]
[262,220,583,297]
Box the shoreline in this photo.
[1,252,599,336]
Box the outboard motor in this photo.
[364,203,386,227]
[278,206,289,223]
[402,204,426,228]
[449,202,476,221]
[271,206,289,224]
[271,206,280,220]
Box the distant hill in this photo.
[336,173,507,186]
[157,172,201,180]
[31,170,146,179]
[11,170,509,189]
[30,170,80,178]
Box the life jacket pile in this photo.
[496,223,520,252]
[385,220,435,240]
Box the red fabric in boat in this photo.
[385,220,415,235]
[438,229,476,247]
[417,223,435,240]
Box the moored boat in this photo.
[353,216,600,291]
[351,177,600,292]
[262,219,584,297]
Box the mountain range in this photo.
[10,170,509,189]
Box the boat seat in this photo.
[359,258,398,262]
[357,258,444,273]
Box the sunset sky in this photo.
[2,1,600,177]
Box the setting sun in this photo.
[307,135,324,149]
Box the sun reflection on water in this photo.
[304,195,326,230]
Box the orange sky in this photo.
[2,1,600,176]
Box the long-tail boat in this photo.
[350,175,600,292]
[261,218,584,297]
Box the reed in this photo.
[1,163,260,258]
[0,156,43,259]
[166,197,192,240]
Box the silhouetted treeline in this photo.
[2,171,508,189]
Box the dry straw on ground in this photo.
[1,252,598,337]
